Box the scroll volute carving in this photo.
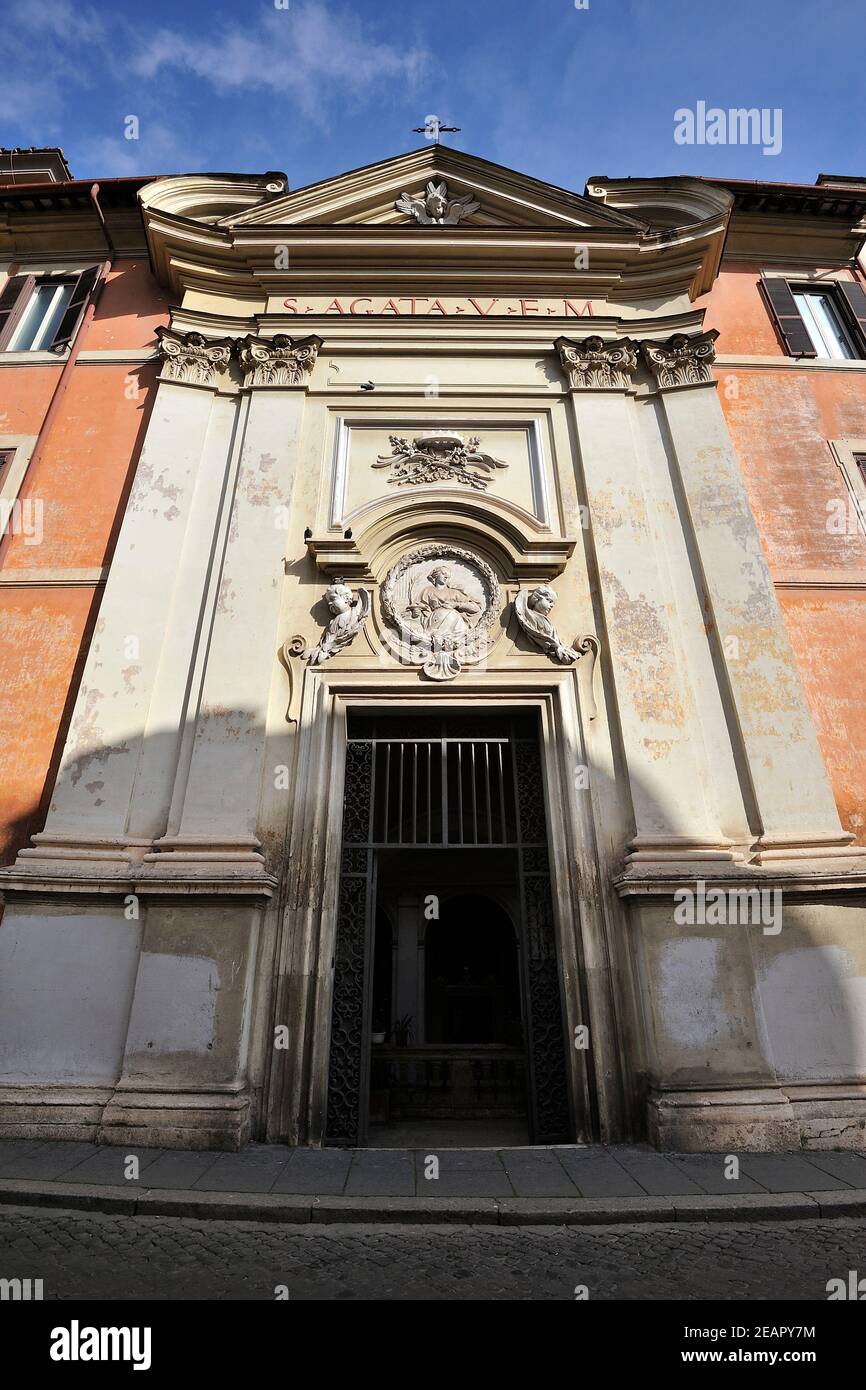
[286,579,371,669]
[514,585,600,717]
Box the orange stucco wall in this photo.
[0,362,159,572]
[705,265,866,844]
[0,585,98,861]
[0,256,167,864]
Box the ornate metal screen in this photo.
[325,715,572,1146]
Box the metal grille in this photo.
[346,734,523,848]
[325,713,573,1147]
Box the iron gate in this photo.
[324,714,572,1146]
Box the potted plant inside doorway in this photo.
[371,1008,387,1046]
[392,1013,414,1047]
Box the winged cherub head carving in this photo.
[395,179,481,226]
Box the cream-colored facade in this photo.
[1,147,865,1152]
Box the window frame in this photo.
[791,287,859,360]
[6,278,77,352]
[0,435,38,541]
[0,264,102,355]
[829,438,866,539]
[760,270,866,362]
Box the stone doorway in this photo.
[323,712,574,1147]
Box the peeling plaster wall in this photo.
[635,896,866,1091]
[696,263,866,845]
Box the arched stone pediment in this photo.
[223,147,644,231]
[137,147,730,302]
[304,490,576,585]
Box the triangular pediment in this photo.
[223,147,647,231]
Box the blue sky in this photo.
[3,0,864,192]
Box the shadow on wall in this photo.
[0,715,864,1148]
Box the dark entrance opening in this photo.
[424,895,521,1046]
[324,712,574,1148]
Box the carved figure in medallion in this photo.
[381,544,500,682]
[404,565,483,641]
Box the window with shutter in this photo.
[760,276,817,357]
[761,275,866,361]
[0,266,101,354]
[829,439,866,538]
[48,265,101,352]
[0,275,36,350]
[0,449,14,489]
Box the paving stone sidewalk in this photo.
[2,1139,866,1225]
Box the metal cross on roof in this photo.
[413,116,461,145]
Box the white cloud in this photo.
[75,126,204,179]
[0,0,110,129]
[0,0,430,170]
[130,4,428,123]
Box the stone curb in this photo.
[0,1178,863,1225]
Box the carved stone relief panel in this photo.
[394,180,480,225]
[373,431,508,490]
[330,419,551,526]
[380,544,501,680]
[287,580,371,667]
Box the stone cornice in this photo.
[137,153,732,304]
[556,334,639,390]
[641,329,719,390]
[166,305,710,353]
[615,862,866,897]
[586,175,733,230]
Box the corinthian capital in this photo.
[155,327,233,387]
[238,333,322,388]
[641,329,719,389]
[555,335,639,391]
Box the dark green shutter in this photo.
[49,264,101,352]
[0,274,35,350]
[760,276,817,357]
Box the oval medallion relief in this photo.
[380,543,501,681]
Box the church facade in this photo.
[1,146,866,1152]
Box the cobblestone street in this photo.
[1,1206,864,1301]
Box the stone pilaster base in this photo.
[98,1088,251,1151]
[0,1085,112,1143]
[0,1084,251,1151]
[648,1085,866,1152]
